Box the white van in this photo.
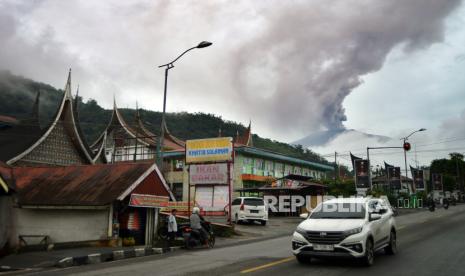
[231,197,268,225]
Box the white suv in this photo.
[231,197,268,225]
[292,197,397,266]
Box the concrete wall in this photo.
[14,207,110,246]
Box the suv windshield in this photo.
[244,198,265,206]
[310,203,366,219]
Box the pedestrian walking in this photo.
[168,209,178,245]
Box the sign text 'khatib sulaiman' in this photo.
[185,137,233,163]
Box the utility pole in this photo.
[456,156,460,191]
[334,151,338,184]
[367,147,372,190]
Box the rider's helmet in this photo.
[192,207,200,214]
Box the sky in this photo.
[1,0,464,170]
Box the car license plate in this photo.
[250,210,259,213]
[313,244,334,251]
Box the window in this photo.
[243,157,253,165]
[232,198,242,205]
[243,198,265,206]
[254,159,264,170]
[284,165,292,175]
[265,161,273,171]
[174,160,184,171]
[173,183,183,201]
[310,203,366,219]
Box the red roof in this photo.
[234,122,253,146]
[11,162,173,206]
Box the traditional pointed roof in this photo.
[235,121,253,146]
[92,98,156,151]
[160,120,185,151]
[133,103,157,141]
[90,131,108,163]
[5,69,95,165]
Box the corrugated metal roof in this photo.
[235,146,334,171]
[12,162,169,206]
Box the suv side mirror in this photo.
[369,213,382,222]
[299,213,309,219]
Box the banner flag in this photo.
[432,173,443,191]
[411,166,425,190]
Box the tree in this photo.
[430,153,465,192]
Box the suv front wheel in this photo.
[362,238,374,266]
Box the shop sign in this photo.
[186,137,233,164]
[129,194,169,208]
[160,201,194,212]
[190,163,228,184]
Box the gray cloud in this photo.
[0,0,462,141]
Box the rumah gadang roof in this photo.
[92,100,185,152]
[12,162,174,206]
[234,121,253,147]
[1,70,101,165]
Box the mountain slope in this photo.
[0,70,330,165]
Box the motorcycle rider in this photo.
[427,193,436,212]
[190,207,208,245]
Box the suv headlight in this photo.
[345,226,363,236]
[296,226,307,236]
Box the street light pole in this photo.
[156,41,212,169]
[401,128,426,194]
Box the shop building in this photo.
[0,162,173,249]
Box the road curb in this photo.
[54,246,170,268]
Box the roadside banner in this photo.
[185,137,233,164]
[411,166,425,190]
[189,163,228,184]
[354,159,370,189]
[387,166,402,190]
[432,173,443,191]
[160,201,194,215]
[129,194,170,208]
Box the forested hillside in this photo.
[0,70,330,165]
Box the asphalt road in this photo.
[27,205,465,276]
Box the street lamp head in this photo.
[197,41,212,48]
[418,128,426,132]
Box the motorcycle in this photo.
[182,222,215,249]
[428,199,436,212]
[443,198,450,210]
